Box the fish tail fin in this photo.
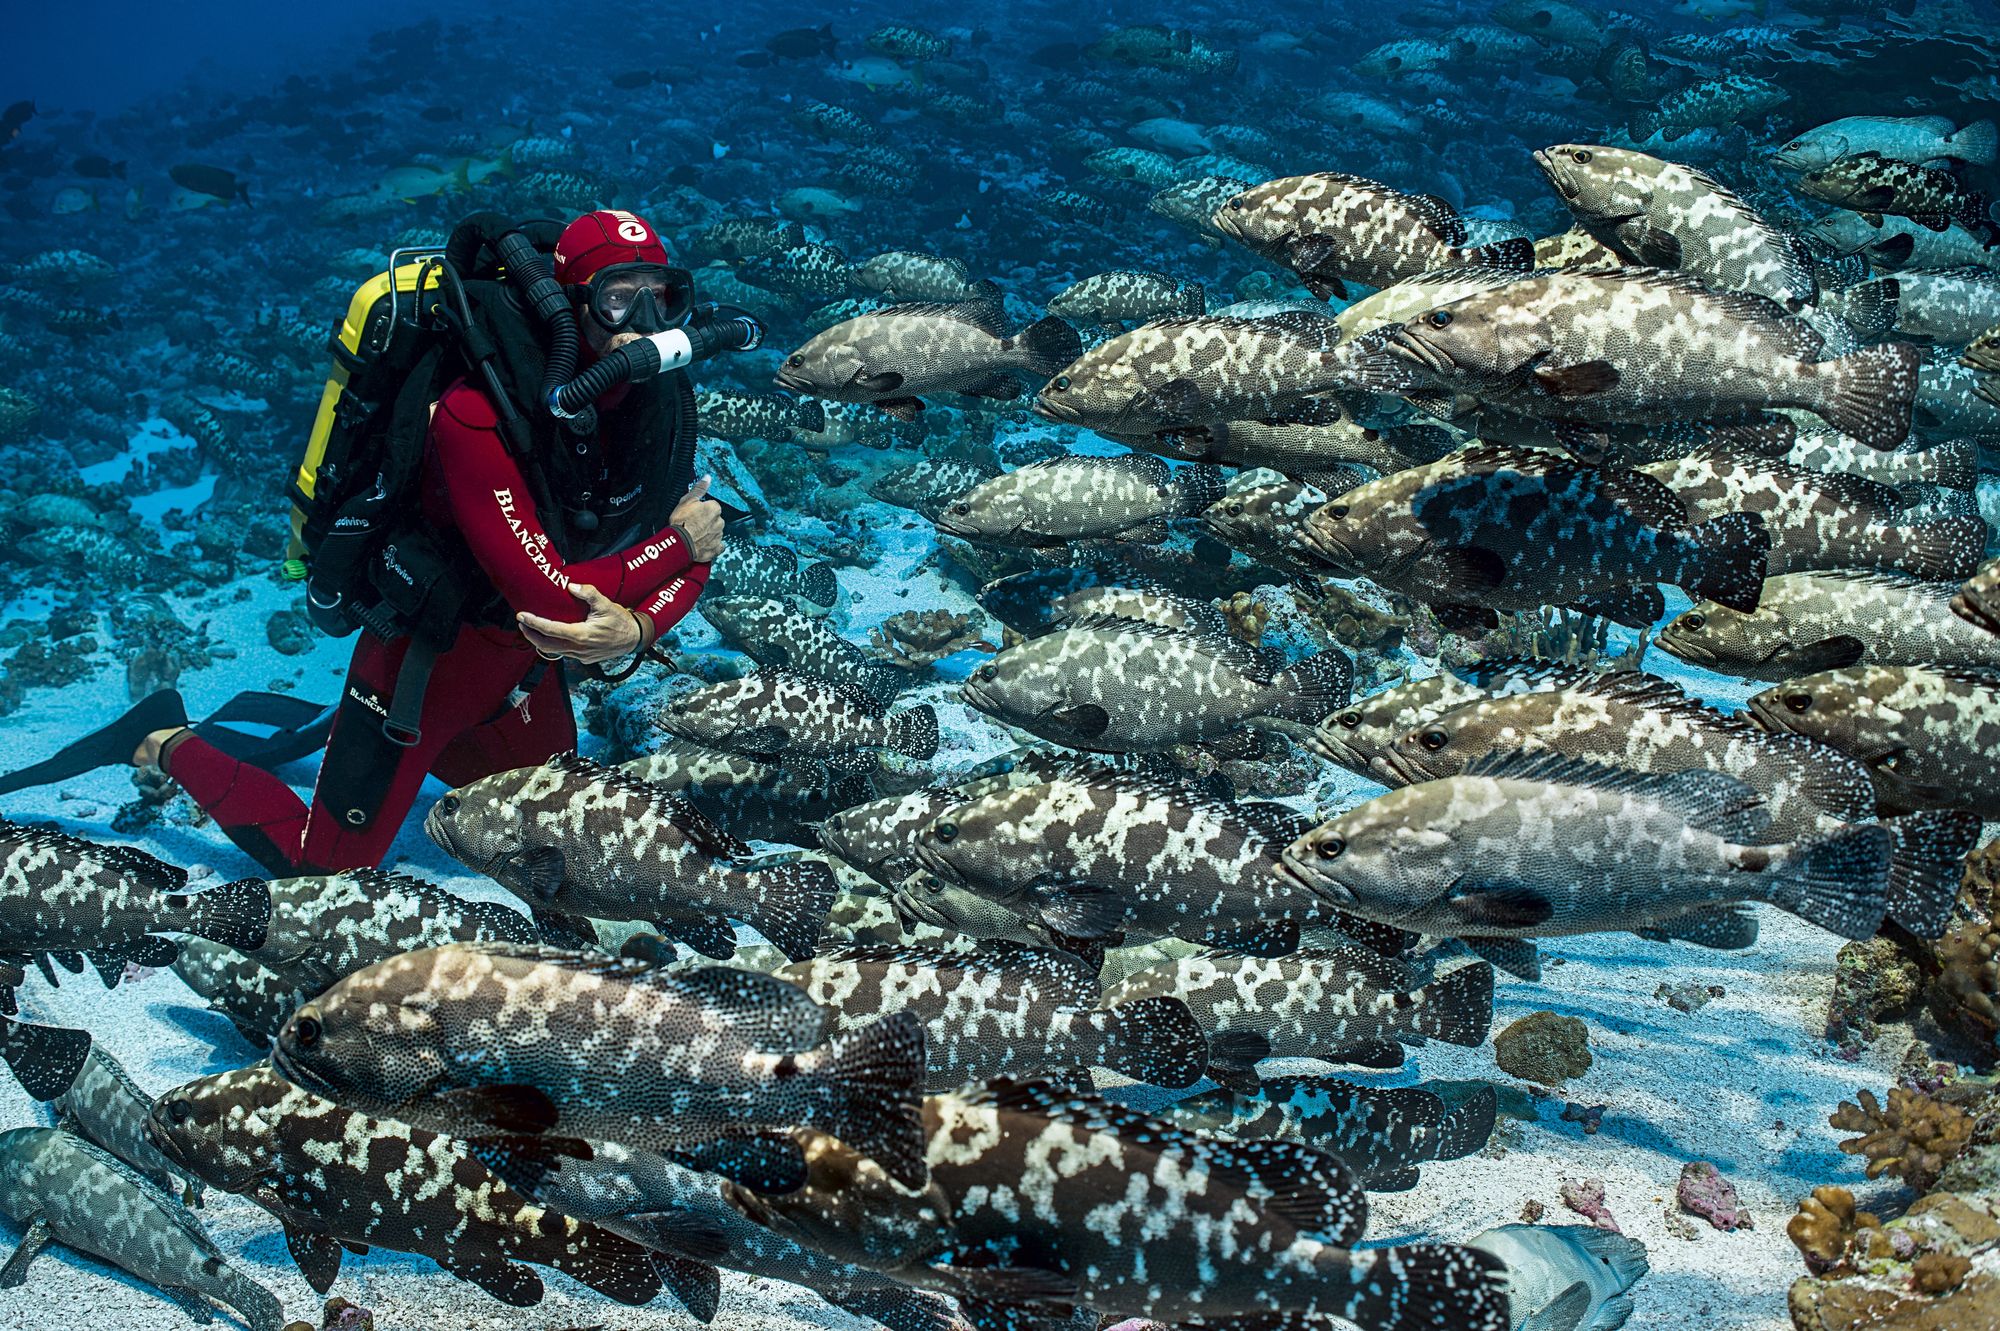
[552,1228,671,1307]
[966,277,1005,305]
[1928,439,1979,491]
[1181,279,1206,315]
[887,703,940,760]
[1268,646,1355,723]
[1427,1086,1498,1162]
[806,1011,928,1189]
[1082,995,1209,1088]
[0,1014,90,1102]
[742,859,836,962]
[1174,461,1227,516]
[218,1269,287,1331]
[1951,119,1999,167]
[1880,808,1980,938]
[1014,313,1083,377]
[1444,235,1533,272]
[1823,278,1898,340]
[1330,1243,1512,1331]
[798,558,840,609]
[186,877,272,951]
[1813,341,1922,449]
[1679,510,1770,612]
[1412,961,1494,1047]
[1888,514,1988,581]
[1762,824,1893,940]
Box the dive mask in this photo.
[572,261,694,334]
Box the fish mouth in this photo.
[773,367,818,395]
[1032,392,1082,424]
[1655,629,1715,667]
[1378,748,1433,786]
[1273,854,1354,907]
[1531,149,1577,200]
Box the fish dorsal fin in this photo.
[1677,446,1903,512]
[1019,451,1174,489]
[668,965,828,1053]
[1920,663,2000,691]
[884,300,1009,336]
[1231,800,1316,845]
[1571,265,1814,337]
[329,865,451,900]
[823,940,1100,1004]
[1417,444,1688,531]
[1068,764,1283,842]
[553,754,756,860]
[1056,613,1283,684]
[1568,667,1696,708]
[751,666,889,717]
[1804,569,1958,602]
[1409,192,1467,246]
[1676,165,1815,294]
[1462,750,1769,838]
[1454,656,1599,691]
[1254,308,1345,347]
[967,1077,1368,1243]
[1280,944,1421,991]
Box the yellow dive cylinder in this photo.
[284,260,443,575]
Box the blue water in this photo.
[0,3,1995,1329]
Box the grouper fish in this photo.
[269,942,930,1194]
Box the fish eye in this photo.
[1681,612,1706,631]
[1224,501,1242,516]
[1326,503,1350,521]
[1570,149,1592,164]
[439,795,460,816]
[1228,198,1244,210]
[787,353,805,366]
[1335,711,1361,729]
[1784,692,1813,713]
[292,1014,322,1051]
[977,664,997,681]
[1050,375,1070,391]
[949,502,970,515]
[1316,836,1346,859]
[1426,310,1453,329]
[166,1098,192,1125]
[1419,729,1449,751]
[935,821,958,843]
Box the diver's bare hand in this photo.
[517,583,643,665]
[671,475,725,564]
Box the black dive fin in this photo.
[0,690,187,794]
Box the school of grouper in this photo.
[4,2,2000,1330]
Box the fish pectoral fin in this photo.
[1429,545,1509,594]
[464,1133,595,1194]
[1045,702,1111,740]
[1029,879,1128,941]
[655,909,741,960]
[1787,634,1868,674]
[339,1240,371,1256]
[1130,376,1206,423]
[0,1215,50,1288]
[1365,1167,1424,1193]
[442,1257,545,1307]
[435,1082,562,1134]
[854,370,906,394]
[529,907,598,949]
[1197,919,1299,957]
[281,1221,344,1294]
[1428,602,1500,635]
[1326,1038,1406,1069]
[1533,359,1622,398]
[1203,1030,1272,1091]
[728,724,792,757]
[1523,1280,1596,1331]
[1564,588,1665,630]
[1462,935,1542,981]
[618,1208,732,1263]
[1446,884,1555,928]
[1401,388,1461,420]
[506,846,567,901]
[1282,233,1342,276]
[961,373,1024,400]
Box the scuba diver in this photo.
[0,209,762,874]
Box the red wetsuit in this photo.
[168,378,708,873]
